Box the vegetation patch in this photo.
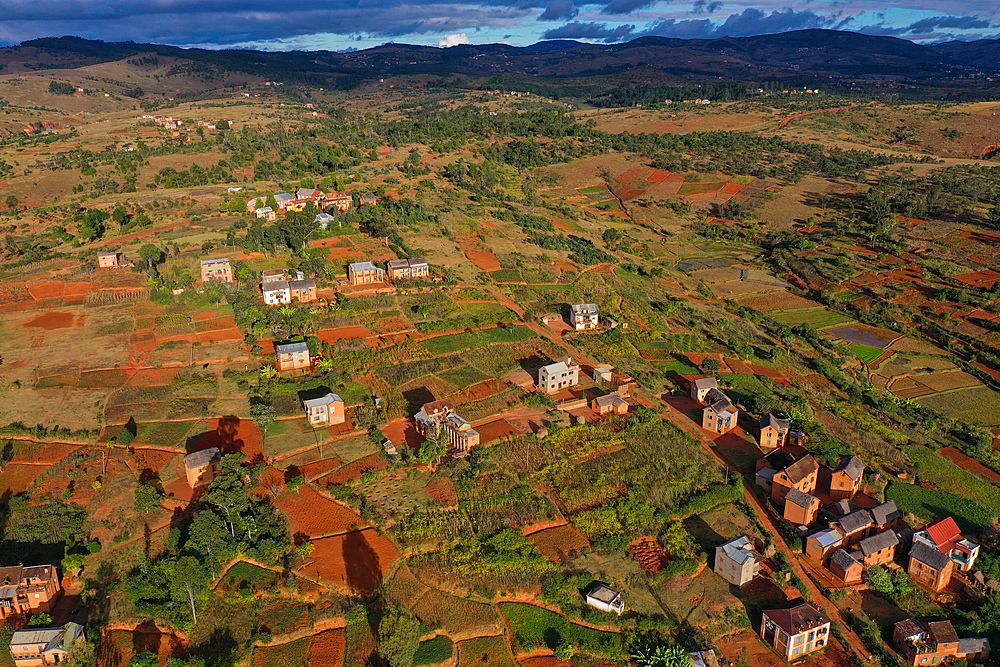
[413,635,454,665]
[886,482,994,533]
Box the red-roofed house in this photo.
[913,517,979,572]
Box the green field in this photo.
[498,602,623,658]
[413,635,453,665]
[916,386,1000,427]
[771,308,853,329]
[135,420,196,447]
[849,343,884,364]
[901,445,1000,516]
[885,482,995,533]
[438,365,489,388]
[422,326,536,355]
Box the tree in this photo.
[5,194,18,212]
[660,522,697,560]
[134,482,164,514]
[418,431,447,467]
[139,243,163,271]
[378,604,423,667]
[631,638,691,667]
[702,357,722,372]
[286,475,305,493]
[602,228,624,250]
[171,556,208,624]
[250,400,277,441]
[128,652,159,667]
[865,565,895,596]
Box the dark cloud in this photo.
[642,7,832,39]
[904,15,991,33]
[541,21,635,41]
[692,0,722,14]
[601,0,655,16]
[538,0,577,21]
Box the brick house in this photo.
[569,303,599,330]
[9,622,85,667]
[829,549,863,584]
[806,527,844,562]
[912,516,980,572]
[908,541,954,593]
[200,258,234,284]
[768,452,819,504]
[538,358,580,393]
[871,500,904,531]
[386,257,430,281]
[593,390,629,416]
[97,251,119,268]
[702,388,739,435]
[783,488,820,525]
[348,261,385,285]
[275,341,311,372]
[359,193,378,206]
[760,600,830,661]
[0,565,62,619]
[183,447,221,488]
[830,455,865,499]
[759,413,789,449]
[325,192,352,211]
[690,377,719,402]
[857,530,899,567]
[894,618,990,666]
[714,536,762,587]
[835,510,875,546]
[414,399,480,454]
[303,393,345,427]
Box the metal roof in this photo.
[275,341,309,354]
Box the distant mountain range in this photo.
[1,30,997,98]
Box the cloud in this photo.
[538,0,577,22]
[438,32,470,46]
[541,21,635,42]
[642,8,833,39]
[904,15,991,33]
[601,0,656,15]
[691,0,722,14]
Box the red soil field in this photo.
[553,259,578,273]
[452,378,508,405]
[187,417,265,464]
[23,311,85,330]
[12,443,81,465]
[308,628,346,666]
[630,536,669,574]
[381,419,423,454]
[275,485,362,539]
[193,316,237,332]
[297,456,344,480]
[552,219,577,231]
[197,328,244,345]
[940,447,1000,486]
[25,280,66,300]
[317,326,372,343]
[322,453,389,485]
[63,282,92,297]
[327,246,362,260]
[372,316,414,334]
[298,529,399,592]
[464,248,502,272]
[526,524,590,563]
[96,626,187,667]
[520,657,572,667]
[425,475,458,507]
[129,368,180,386]
[131,448,178,479]
[0,464,48,494]
[475,418,522,445]
[721,182,744,195]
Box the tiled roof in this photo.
[834,455,866,482]
[859,530,898,557]
[838,510,874,535]
[782,454,819,485]
[763,601,829,636]
[927,620,959,644]
[910,541,952,570]
[830,549,859,571]
[785,488,817,510]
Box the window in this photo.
[794,648,802,655]
[795,635,804,645]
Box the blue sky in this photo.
[0,0,995,50]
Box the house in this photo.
[255,206,276,221]
[245,196,267,211]
[0,565,62,618]
[830,455,865,499]
[262,280,291,305]
[894,618,990,666]
[783,488,820,526]
[690,377,719,402]
[570,303,599,330]
[760,600,830,661]
[275,341,311,372]
[303,393,345,427]
[593,367,613,387]
[184,447,221,488]
[871,500,904,531]
[348,261,385,285]
[908,541,954,593]
[288,278,317,303]
[326,192,352,211]
[714,536,762,587]
[9,622,85,667]
[359,193,378,206]
[538,358,580,393]
[702,388,738,434]
[315,212,335,229]
[688,650,719,667]
[759,413,789,449]
[413,399,480,454]
[386,257,430,281]
[593,390,629,416]
[805,527,844,562]
[97,251,119,268]
[200,258,233,283]
[829,549,863,584]
[767,451,819,504]
[592,367,634,391]
[912,517,980,572]
[273,192,295,210]
[836,510,874,546]
[584,583,624,615]
[295,188,325,202]
[857,530,899,567]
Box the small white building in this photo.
[715,536,762,587]
[570,303,599,330]
[315,212,336,229]
[538,357,580,394]
[585,583,624,615]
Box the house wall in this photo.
[703,407,736,434]
[277,351,310,371]
[784,500,817,526]
[759,425,785,449]
[771,471,817,504]
[805,536,841,562]
[830,559,863,584]
[829,472,860,499]
[908,557,952,592]
[862,546,896,568]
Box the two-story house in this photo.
[183,447,221,489]
[830,455,865,499]
[760,600,830,661]
[702,388,739,435]
[759,413,790,449]
[894,618,990,667]
[538,358,580,394]
[690,377,719,402]
[303,393,345,428]
[871,500,904,532]
[200,258,233,284]
[783,488,820,526]
[0,565,62,619]
[386,257,430,281]
[569,303,599,330]
[829,549,863,584]
[769,453,819,504]
[275,341,311,372]
[835,510,875,546]
[326,192,352,212]
[97,251,119,268]
[806,527,845,562]
[413,399,480,455]
[857,530,899,568]
[255,206,276,221]
[348,261,385,285]
[908,541,954,593]
[714,536,763,587]
[9,622,85,666]
[912,516,980,573]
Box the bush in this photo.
[413,636,453,665]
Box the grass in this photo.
[438,365,488,388]
[35,374,78,389]
[253,637,310,667]
[421,326,536,355]
[849,343,884,364]
[654,359,701,375]
[885,482,995,533]
[413,635,453,665]
[134,420,196,447]
[329,434,379,464]
[498,602,624,658]
[491,269,523,283]
[456,636,516,667]
[901,445,1000,516]
[917,386,1000,427]
[261,419,306,459]
[218,562,280,593]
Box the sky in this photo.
[0,0,996,51]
